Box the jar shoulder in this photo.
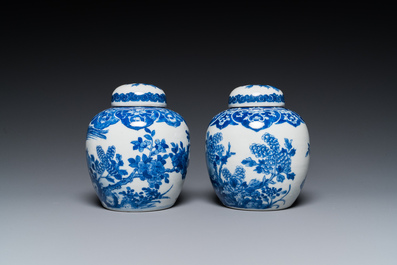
[208,107,306,132]
[90,107,187,125]
[87,107,188,141]
[92,106,185,119]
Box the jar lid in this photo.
[228,85,285,108]
[111,83,167,107]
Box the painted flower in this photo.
[250,143,272,158]
[88,124,189,209]
[207,131,297,209]
[154,139,169,154]
[131,137,151,152]
[146,160,169,188]
[206,132,225,164]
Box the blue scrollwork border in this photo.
[209,107,304,132]
[112,92,166,104]
[229,93,285,105]
[87,107,185,140]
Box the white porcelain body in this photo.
[86,107,190,211]
[86,83,190,212]
[206,107,310,210]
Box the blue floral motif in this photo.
[87,107,185,140]
[206,132,296,209]
[209,107,304,132]
[87,128,190,210]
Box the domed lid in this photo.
[111,83,167,107]
[228,84,285,108]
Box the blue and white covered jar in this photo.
[86,83,190,211]
[205,85,310,210]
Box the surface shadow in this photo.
[80,189,317,210]
[204,190,224,207]
[81,192,103,209]
[80,188,220,210]
[173,188,223,208]
[289,190,317,209]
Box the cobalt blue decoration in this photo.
[86,83,190,211]
[205,85,310,210]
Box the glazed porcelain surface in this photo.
[205,85,310,210]
[86,83,190,211]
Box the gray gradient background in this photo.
[1,5,396,265]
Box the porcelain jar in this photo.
[205,85,310,210]
[86,83,190,211]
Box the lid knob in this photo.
[228,85,285,108]
[111,83,167,107]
